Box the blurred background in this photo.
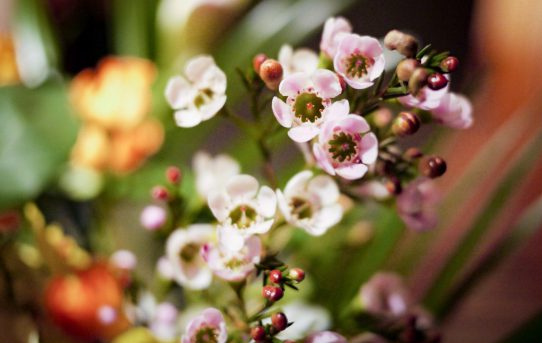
[1,0,542,342]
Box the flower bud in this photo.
[396,59,420,82]
[253,53,268,74]
[166,166,181,184]
[262,285,283,302]
[151,186,170,201]
[269,269,283,284]
[251,326,266,342]
[271,312,288,331]
[385,177,402,195]
[140,205,167,230]
[427,73,448,91]
[384,30,419,57]
[421,156,447,178]
[289,268,305,282]
[392,112,421,137]
[408,68,429,95]
[373,108,393,128]
[440,56,459,73]
[259,59,283,91]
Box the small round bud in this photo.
[392,112,421,137]
[253,53,268,74]
[152,186,169,201]
[262,285,284,302]
[427,73,448,91]
[140,205,167,231]
[384,30,418,57]
[421,156,447,178]
[408,68,429,95]
[259,59,283,91]
[271,312,288,331]
[373,108,393,128]
[269,269,283,284]
[251,326,267,342]
[440,56,459,73]
[166,166,181,184]
[385,177,402,195]
[289,268,305,282]
[396,59,420,82]
[404,147,423,160]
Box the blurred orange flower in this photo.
[0,33,20,85]
[70,57,164,174]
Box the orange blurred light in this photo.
[0,33,20,86]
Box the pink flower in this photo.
[140,205,167,230]
[312,100,378,180]
[150,302,179,341]
[333,34,385,89]
[396,177,439,231]
[306,331,347,343]
[277,171,343,236]
[360,272,413,317]
[320,17,352,59]
[110,250,137,271]
[202,235,261,282]
[398,84,449,110]
[431,92,473,129]
[181,308,227,343]
[278,44,319,76]
[272,70,342,142]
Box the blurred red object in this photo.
[0,210,20,233]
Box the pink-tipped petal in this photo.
[324,99,350,122]
[313,144,335,175]
[279,72,311,98]
[272,97,294,128]
[369,55,386,81]
[336,163,368,180]
[288,125,320,142]
[337,33,362,55]
[358,35,383,57]
[360,132,378,164]
[339,115,370,134]
[312,69,342,98]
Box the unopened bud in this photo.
[152,186,169,201]
[289,268,305,282]
[408,68,429,95]
[271,312,288,331]
[440,56,459,73]
[252,53,268,74]
[427,73,448,91]
[421,156,447,178]
[385,176,402,195]
[373,108,393,128]
[262,285,284,302]
[392,112,421,137]
[259,59,283,90]
[384,30,419,57]
[396,59,420,82]
[166,166,181,184]
[269,269,283,284]
[251,326,266,342]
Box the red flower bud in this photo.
[259,59,283,91]
[262,285,283,302]
[427,73,448,91]
[271,312,288,331]
[392,112,421,137]
[252,53,268,74]
[166,166,181,184]
[269,269,283,284]
[421,156,447,178]
[440,56,459,73]
[151,186,169,201]
[251,326,267,342]
[289,268,305,283]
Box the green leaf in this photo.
[0,82,78,209]
[112,0,158,58]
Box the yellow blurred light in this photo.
[0,33,20,86]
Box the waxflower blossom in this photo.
[165,224,215,290]
[396,177,439,231]
[313,100,378,180]
[399,83,449,110]
[277,170,343,236]
[181,308,227,343]
[193,151,240,200]
[431,92,473,129]
[278,44,319,76]
[360,272,413,317]
[306,331,347,343]
[165,55,226,128]
[320,17,353,59]
[272,70,342,142]
[333,33,385,89]
[202,235,261,282]
[208,174,277,239]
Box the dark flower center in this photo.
[193,326,219,343]
[344,53,374,78]
[293,92,325,123]
[289,197,313,220]
[328,132,359,162]
[229,205,257,228]
[180,243,200,262]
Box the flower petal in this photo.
[288,125,320,142]
[218,226,245,252]
[312,69,341,98]
[185,56,215,84]
[336,164,368,180]
[308,175,340,206]
[272,97,294,128]
[165,76,195,109]
[279,72,311,98]
[226,174,259,200]
[360,132,378,164]
[199,94,226,120]
[284,170,313,196]
[249,219,274,235]
[257,186,277,218]
[323,99,350,122]
[276,189,293,222]
[208,192,230,222]
[313,144,335,175]
[174,108,203,128]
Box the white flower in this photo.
[165,224,215,290]
[202,235,261,282]
[320,17,353,59]
[165,55,227,127]
[277,171,343,236]
[278,44,319,76]
[268,301,331,340]
[208,174,276,248]
[193,151,240,199]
